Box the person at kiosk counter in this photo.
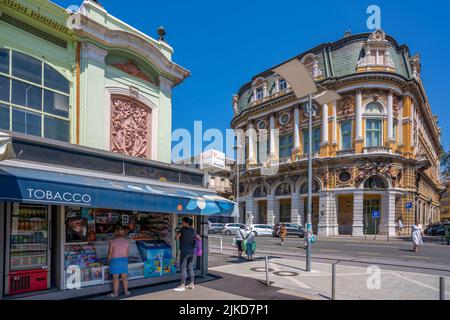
[174,217,197,292]
[107,227,130,298]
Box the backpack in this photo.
[194,237,203,256]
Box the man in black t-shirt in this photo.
[174,217,196,292]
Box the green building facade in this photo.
[0,0,190,163]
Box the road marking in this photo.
[403,255,431,260]
[356,252,379,255]
[345,244,399,249]
[389,271,450,295]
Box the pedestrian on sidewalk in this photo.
[234,225,246,259]
[280,224,287,245]
[174,217,196,292]
[107,226,130,298]
[396,217,404,236]
[411,219,424,253]
[245,228,256,261]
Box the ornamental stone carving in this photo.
[111,60,154,84]
[111,95,151,159]
[393,96,400,124]
[337,95,355,116]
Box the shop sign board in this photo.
[200,149,226,170]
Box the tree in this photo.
[441,145,450,180]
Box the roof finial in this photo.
[157,26,166,41]
[344,29,352,37]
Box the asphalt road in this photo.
[209,234,450,266]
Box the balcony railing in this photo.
[336,149,355,156]
[363,146,391,154]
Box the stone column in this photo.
[380,192,396,236]
[245,196,255,225]
[321,104,329,144]
[352,191,364,236]
[387,91,394,142]
[235,128,245,165]
[291,192,301,224]
[80,42,108,149]
[267,193,276,226]
[318,191,338,237]
[274,75,280,93]
[355,91,363,140]
[247,121,256,164]
[299,197,305,226]
[269,113,278,161]
[355,90,363,153]
[332,101,337,145]
[398,98,403,145]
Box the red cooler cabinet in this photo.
[7,269,49,295]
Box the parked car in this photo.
[273,223,305,238]
[426,222,449,236]
[223,223,246,235]
[208,223,225,234]
[249,224,274,236]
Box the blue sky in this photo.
[55,0,450,159]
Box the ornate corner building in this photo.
[231,30,444,236]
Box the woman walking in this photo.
[245,228,256,261]
[279,224,287,245]
[234,225,246,259]
[107,226,130,298]
[411,219,423,253]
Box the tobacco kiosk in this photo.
[0,134,237,299]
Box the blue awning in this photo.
[0,161,238,217]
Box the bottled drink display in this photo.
[9,205,49,271]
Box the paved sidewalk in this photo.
[90,270,309,300]
[209,254,450,300]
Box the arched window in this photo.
[364,176,387,189]
[300,180,320,194]
[253,185,268,198]
[275,183,291,196]
[0,49,70,142]
[365,102,383,114]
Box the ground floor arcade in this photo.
[240,188,440,237]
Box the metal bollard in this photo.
[331,263,336,300]
[440,277,446,300]
[265,256,270,286]
[220,237,223,254]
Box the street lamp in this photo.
[273,59,341,272]
[233,144,243,223]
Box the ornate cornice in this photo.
[69,13,190,86]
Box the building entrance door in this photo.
[363,198,381,234]
[279,199,291,223]
[257,201,267,224]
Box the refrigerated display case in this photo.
[5,204,51,295]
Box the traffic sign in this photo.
[405,202,413,210]
[372,210,380,219]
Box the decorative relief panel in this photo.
[111,95,152,159]
[111,60,155,84]
[337,95,355,117]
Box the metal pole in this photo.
[306,94,313,272]
[440,277,446,300]
[265,256,270,286]
[331,263,336,300]
[220,237,223,254]
[236,145,240,224]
